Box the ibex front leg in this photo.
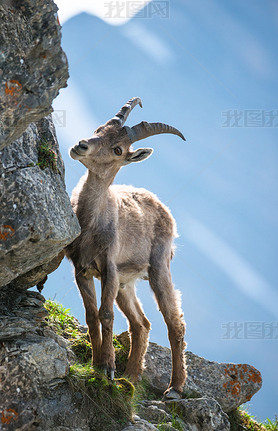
[75,268,102,365]
[99,262,119,379]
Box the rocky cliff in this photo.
[0,0,80,289]
[0,289,262,431]
[0,1,262,431]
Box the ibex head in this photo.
[70,97,185,174]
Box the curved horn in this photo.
[125,121,186,143]
[110,97,142,126]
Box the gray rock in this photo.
[155,425,181,431]
[121,418,158,431]
[0,115,80,288]
[0,0,69,149]
[144,343,262,413]
[134,400,191,431]
[0,287,46,340]
[0,287,126,431]
[169,397,230,431]
[144,343,173,393]
[184,351,262,413]
[6,249,65,291]
[137,400,172,424]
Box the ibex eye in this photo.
[114,147,122,156]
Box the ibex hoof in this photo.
[101,365,115,380]
[162,387,181,401]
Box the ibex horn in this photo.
[110,97,142,126]
[126,121,186,143]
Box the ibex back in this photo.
[65,97,186,400]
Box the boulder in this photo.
[0,115,80,288]
[0,287,122,431]
[0,287,73,430]
[135,398,229,431]
[169,397,230,431]
[144,343,262,413]
[0,0,69,149]
[137,400,172,424]
[135,401,187,430]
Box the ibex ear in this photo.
[124,148,153,165]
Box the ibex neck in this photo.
[87,169,117,190]
[84,169,118,208]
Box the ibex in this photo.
[65,97,186,399]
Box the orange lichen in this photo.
[248,367,262,384]
[222,363,261,399]
[5,80,22,97]
[231,382,241,396]
[0,225,15,241]
[1,409,18,425]
[223,366,241,397]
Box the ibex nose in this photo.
[78,141,88,150]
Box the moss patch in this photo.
[113,333,129,376]
[68,364,133,430]
[37,138,58,172]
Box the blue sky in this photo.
[47,0,278,421]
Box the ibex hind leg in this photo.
[148,246,186,399]
[116,282,151,382]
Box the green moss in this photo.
[68,362,93,380]
[71,334,92,364]
[68,364,133,430]
[115,378,135,399]
[37,138,58,172]
[113,334,129,376]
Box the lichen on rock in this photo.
[0,0,69,149]
[143,343,262,414]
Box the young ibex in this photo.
[65,97,186,399]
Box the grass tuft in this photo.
[37,138,58,172]
[44,299,79,338]
[229,408,278,431]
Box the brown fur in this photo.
[65,105,187,397]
